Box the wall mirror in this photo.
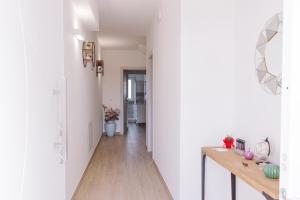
[255,13,283,95]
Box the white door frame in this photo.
[280,1,300,199]
[146,54,154,152]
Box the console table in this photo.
[201,147,279,200]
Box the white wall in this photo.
[233,0,282,164]
[64,0,103,199]
[180,0,282,199]
[233,1,282,199]
[180,0,235,199]
[148,0,282,200]
[0,1,27,199]
[15,0,66,199]
[1,1,100,199]
[0,0,102,199]
[102,49,146,133]
[146,0,181,199]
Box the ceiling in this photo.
[97,0,159,50]
[72,0,100,31]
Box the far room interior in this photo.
[125,72,146,126]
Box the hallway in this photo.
[73,124,172,200]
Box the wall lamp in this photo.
[96,60,104,77]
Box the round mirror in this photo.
[255,13,283,95]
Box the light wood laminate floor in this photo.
[73,123,172,200]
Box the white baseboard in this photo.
[102,132,122,136]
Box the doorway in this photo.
[122,70,147,136]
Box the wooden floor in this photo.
[73,123,172,200]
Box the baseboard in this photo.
[127,119,136,123]
[102,132,122,135]
[71,137,102,200]
[153,160,174,200]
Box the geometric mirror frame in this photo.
[255,13,283,95]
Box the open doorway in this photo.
[122,70,147,136]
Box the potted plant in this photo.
[103,105,120,137]
[223,136,235,149]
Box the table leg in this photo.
[231,173,236,200]
[202,153,206,200]
[262,192,278,200]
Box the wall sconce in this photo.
[96,60,104,77]
[82,42,95,68]
[74,29,84,41]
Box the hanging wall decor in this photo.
[82,42,95,68]
[96,60,104,76]
[255,13,283,95]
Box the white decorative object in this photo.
[255,13,283,95]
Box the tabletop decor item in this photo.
[263,164,280,179]
[242,162,249,167]
[235,138,246,155]
[223,136,235,149]
[255,138,271,162]
[103,105,120,137]
[244,149,254,160]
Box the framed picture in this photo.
[82,42,95,68]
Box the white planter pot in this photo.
[105,121,116,137]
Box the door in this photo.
[19,1,66,200]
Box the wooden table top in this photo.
[202,147,279,199]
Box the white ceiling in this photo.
[97,32,146,50]
[72,0,100,31]
[97,0,159,49]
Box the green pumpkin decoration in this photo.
[263,164,280,179]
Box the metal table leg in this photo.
[262,192,278,200]
[202,153,206,200]
[231,173,236,200]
